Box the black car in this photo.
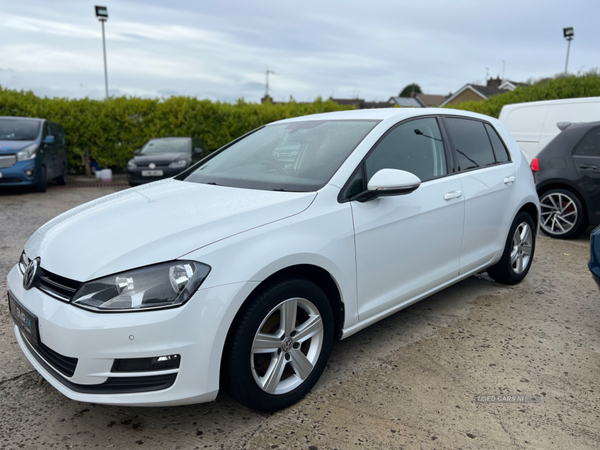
[127,137,207,186]
[533,121,600,238]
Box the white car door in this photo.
[347,117,465,321]
[442,117,517,274]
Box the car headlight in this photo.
[71,261,210,312]
[127,160,137,170]
[16,144,38,161]
[168,160,187,169]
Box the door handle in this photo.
[503,176,516,184]
[444,190,463,200]
[579,164,598,170]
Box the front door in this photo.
[351,117,465,321]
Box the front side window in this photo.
[445,117,496,170]
[0,119,41,141]
[365,117,447,182]
[574,127,600,157]
[183,120,379,192]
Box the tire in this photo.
[487,211,535,285]
[55,164,68,186]
[539,188,586,239]
[224,277,334,412]
[34,166,47,192]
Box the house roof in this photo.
[439,84,507,106]
[388,96,423,107]
[415,94,447,107]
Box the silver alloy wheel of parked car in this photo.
[251,297,324,395]
[511,222,533,274]
[540,192,578,236]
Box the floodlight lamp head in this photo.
[563,27,574,40]
[95,5,108,21]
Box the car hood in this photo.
[132,153,189,165]
[24,179,317,281]
[0,140,36,154]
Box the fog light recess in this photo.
[111,354,181,373]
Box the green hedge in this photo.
[0,88,353,172]
[448,72,600,118]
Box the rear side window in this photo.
[445,117,496,170]
[574,127,600,157]
[484,123,510,163]
[365,117,447,182]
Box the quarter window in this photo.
[574,127,600,157]
[484,123,510,163]
[365,117,447,182]
[445,118,496,170]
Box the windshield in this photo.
[141,138,190,154]
[0,119,41,141]
[182,120,379,192]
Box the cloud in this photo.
[0,0,598,102]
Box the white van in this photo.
[499,97,600,162]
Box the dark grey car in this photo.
[126,137,207,186]
[533,121,600,238]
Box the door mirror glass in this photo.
[44,135,55,145]
[367,169,421,196]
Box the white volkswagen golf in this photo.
[7,109,539,412]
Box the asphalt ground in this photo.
[0,180,599,449]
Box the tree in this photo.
[399,83,422,97]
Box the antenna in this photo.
[501,60,506,79]
[265,68,276,97]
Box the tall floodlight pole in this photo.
[95,6,109,100]
[265,68,276,97]
[563,27,574,75]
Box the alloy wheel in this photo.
[540,192,578,235]
[511,222,533,274]
[251,297,324,395]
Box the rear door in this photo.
[350,116,465,321]
[443,117,517,274]
[572,126,600,217]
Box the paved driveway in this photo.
[1,183,599,449]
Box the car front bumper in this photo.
[6,264,255,406]
[0,160,38,186]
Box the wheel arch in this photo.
[536,181,589,224]
[517,202,540,232]
[219,264,344,391]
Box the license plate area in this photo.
[141,170,163,177]
[8,292,40,347]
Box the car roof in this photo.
[271,107,497,124]
[0,116,44,122]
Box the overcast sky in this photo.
[1,0,598,103]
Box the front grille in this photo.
[21,332,78,377]
[22,333,176,394]
[0,155,16,168]
[20,252,81,302]
[37,269,81,302]
[0,177,22,183]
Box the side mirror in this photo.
[367,169,421,197]
[193,147,204,154]
[134,149,142,155]
[44,135,55,145]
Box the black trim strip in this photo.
[21,334,177,394]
